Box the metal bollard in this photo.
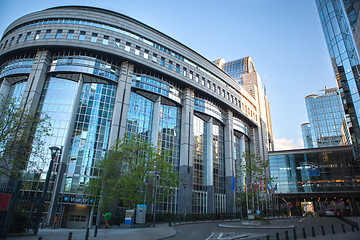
[302,227,306,239]
[356,222,359,231]
[285,230,289,240]
[351,223,354,232]
[293,229,297,240]
[276,232,279,240]
[94,225,98,237]
[331,224,335,234]
[321,225,325,235]
[311,226,315,237]
[266,235,270,240]
[68,232,72,240]
[85,227,89,240]
[38,237,43,240]
[342,224,346,233]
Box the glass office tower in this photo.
[302,87,351,148]
[315,0,360,163]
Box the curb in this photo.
[218,223,296,229]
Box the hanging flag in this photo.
[244,180,247,193]
[255,181,257,192]
[231,173,235,191]
[259,180,262,192]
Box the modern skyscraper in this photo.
[315,0,360,163]
[302,87,351,148]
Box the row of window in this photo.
[0,27,257,121]
[1,17,260,114]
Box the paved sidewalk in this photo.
[6,223,176,240]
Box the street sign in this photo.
[309,168,320,176]
[256,210,260,214]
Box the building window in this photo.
[34,30,41,40]
[67,30,74,39]
[25,32,31,41]
[114,38,120,48]
[103,35,109,45]
[217,86,221,94]
[9,36,15,46]
[222,89,225,97]
[212,83,216,91]
[176,64,180,73]
[55,30,62,39]
[144,50,149,59]
[91,33,97,43]
[16,34,22,43]
[79,31,86,41]
[45,30,51,39]
[160,57,165,66]
[152,53,157,62]
[3,40,8,49]
[195,74,199,82]
[189,71,193,80]
[135,46,140,55]
[201,77,205,85]
[125,42,131,52]
[183,67,187,76]
[168,60,173,70]
[206,80,210,88]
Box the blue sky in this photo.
[0,0,336,150]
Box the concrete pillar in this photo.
[47,75,84,226]
[151,96,161,147]
[21,50,51,112]
[178,87,194,214]
[224,110,235,213]
[108,61,134,147]
[205,118,214,213]
[0,78,11,101]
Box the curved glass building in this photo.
[315,0,360,163]
[0,6,273,228]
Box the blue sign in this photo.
[89,199,94,204]
[137,204,147,208]
[256,210,261,214]
[64,196,69,201]
[309,168,320,176]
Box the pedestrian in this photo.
[105,210,111,229]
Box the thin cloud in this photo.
[274,138,303,151]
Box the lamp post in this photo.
[33,146,61,235]
[152,173,160,227]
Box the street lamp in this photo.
[33,146,61,235]
[152,173,160,227]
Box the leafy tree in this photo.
[0,97,51,180]
[88,135,179,210]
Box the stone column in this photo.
[108,61,134,147]
[0,78,11,101]
[151,96,161,147]
[178,87,194,214]
[205,118,214,213]
[47,75,84,226]
[21,50,51,112]
[224,110,235,213]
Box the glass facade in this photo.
[158,104,181,170]
[126,92,154,139]
[270,147,360,194]
[65,82,116,194]
[221,57,256,85]
[301,123,313,148]
[316,0,360,160]
[304,88,350,148]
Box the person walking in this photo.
[104,211,111,229]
